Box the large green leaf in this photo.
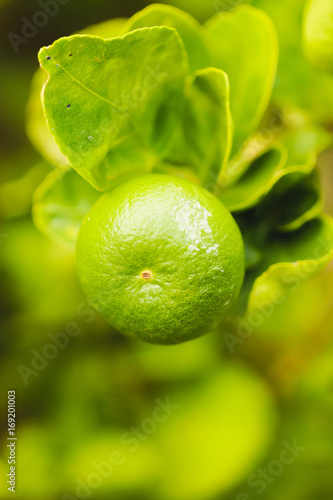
[247,215,333,313]
[123,3,211,72]
[26,18,128,169]
[32,168,100,250]
[206,6,278,154]
[163,68,232,190]
[38,28,188,190]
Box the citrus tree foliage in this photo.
[28,3,333,320]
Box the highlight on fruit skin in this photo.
[76,175,245,345]
[302,0,333,73]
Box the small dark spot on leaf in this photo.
[46,56,51,60]
[68,53,72,57]
[66,104,71,108]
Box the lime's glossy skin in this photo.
[303,0,333,73]
[76,175,244,344]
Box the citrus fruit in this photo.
[76,174,244,344]
[303,0,333,73]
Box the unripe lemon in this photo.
[76,175,244,344]
[303,0,333,73]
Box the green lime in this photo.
[76,175,244,344]
[303,0,333,73]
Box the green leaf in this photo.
[26,18,128,169]
[163,0,252,23]
[38,28,188,191]
[253,0,333,123]
[32,168,100,250]
[234,212,270,274]
[220,146,287,212]
[26,69,69,168]
[303,0,333,74]
[219,106,330,188]
[164,68,232,190]
[280,110,332,170]
[220,111,330,211]
[261,171,323,233]
[206,6,278,154]
[247,215,333,313]
[123,3,211,72]
[233,264,333,343]
[218,134,274,189]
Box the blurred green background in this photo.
[1,0,333,499]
